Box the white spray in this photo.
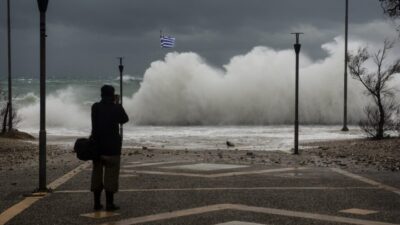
[19,37,399,129]
[125,37,367,125]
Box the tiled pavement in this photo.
[2,158,400,225]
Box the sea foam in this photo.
[125,37,368,125]
[17,37,400,129]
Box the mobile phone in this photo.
[114,94,120,104]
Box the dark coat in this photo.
[91,99,129,156]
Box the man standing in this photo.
[91,85,129,211]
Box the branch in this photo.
[348,47,378,96]
[381,0,400,17]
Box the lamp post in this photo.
[37,0,49,192]
[292,32,303,155]
[342,0,349,132]
[7,0,12,131]
[118,57,124,138]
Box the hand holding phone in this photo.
[114,94,120,104]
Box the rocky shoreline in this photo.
[0,137,76,171]
[304,138,400,172]
[0,136,399,173]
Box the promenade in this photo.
[1,155,400,225]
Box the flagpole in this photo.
[117,57,124,138]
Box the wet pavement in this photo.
[2,157,400,225]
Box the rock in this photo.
[246,152,254,157]
[392,167,400,172]
[0,130,35,140]
[226,141,235,147]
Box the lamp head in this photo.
[37,0,49,13]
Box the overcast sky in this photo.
[0,0,395,79]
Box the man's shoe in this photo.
[94,204,103,211]
[105,191,120,211]
[93,190,103,211]
[106,204,120,211]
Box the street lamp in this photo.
[37,0,49,192]
[342,0,349,132]
[7,0,12,131]
[292,32,303,155]
[117,57,124,137]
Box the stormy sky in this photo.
[0,0,396,79]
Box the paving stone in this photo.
[339,208,378,215]
[162,163,248,171]
[80,211,120,219]
[120,174,137,178]
[215,221,266,225]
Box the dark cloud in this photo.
[0,0,391,79]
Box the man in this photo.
[91,85,129,211]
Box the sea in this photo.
[4,42,387,151]
[0,75,364,152]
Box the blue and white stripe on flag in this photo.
[160,35,175,48]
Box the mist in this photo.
[18,37,400,129]
[125,37,369,125]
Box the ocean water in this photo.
[23,125,364,152]
[120,125,363,151]
[0,76,365,152]
[4,39,391,151]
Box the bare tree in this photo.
[380,0,400,17]
[1,102,10,133]
[1,102,20,133]
[348,40,400,139]
[380,0,400,32]
[0,87,7,133]
[0,88,20,133]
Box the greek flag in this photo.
[160,35,175,48]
